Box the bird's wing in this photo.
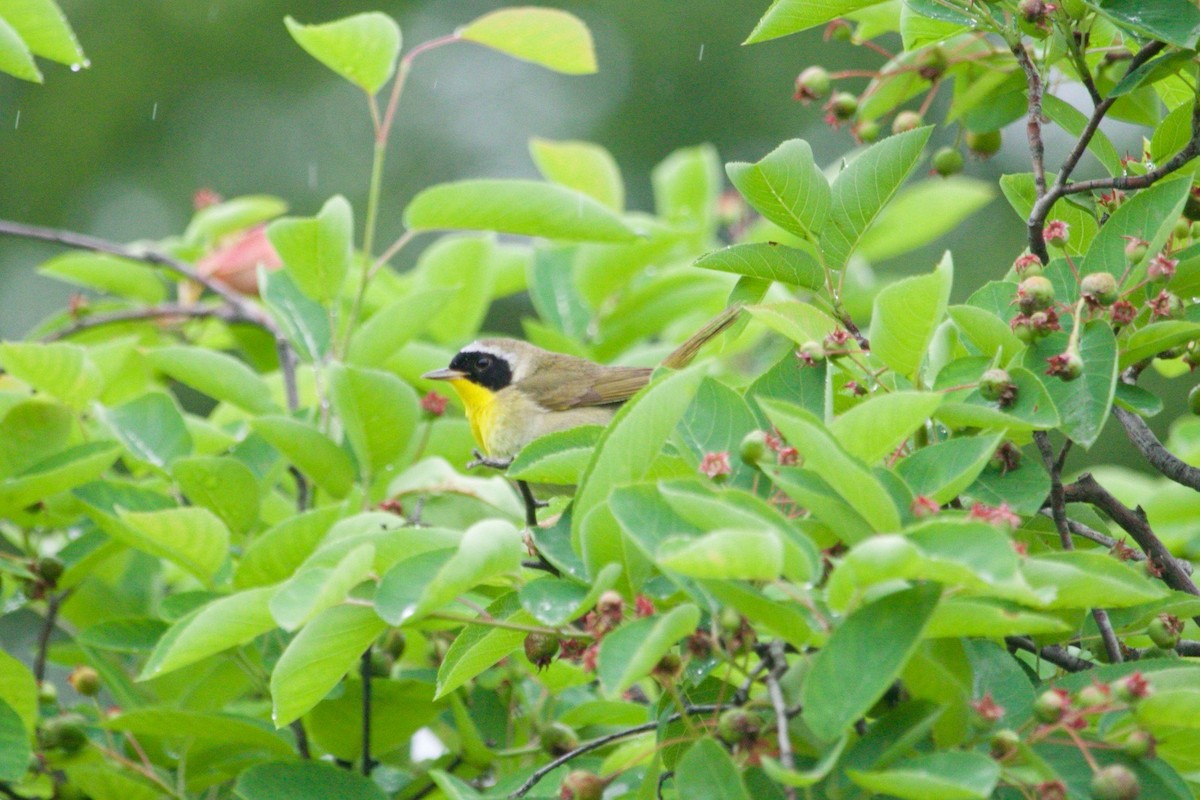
[521,365,653,411]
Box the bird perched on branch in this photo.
[423,305,742,462]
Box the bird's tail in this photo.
[661,304,743,370]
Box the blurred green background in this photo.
[0,0,1174,463]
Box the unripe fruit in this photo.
[1081,272,1119,306]
[795,66,831,101]
[830,92,858,120]
[892,110,923,134]
[1122,730,1154,759]
[740,430,769,466]
[1090,764,1140,800]
[1077,684,1110,708]
[38,681,58,706]
[1054,352,1084,381]
[1125,239,1149,264]
[36,556,65,585]
[1176,217,1192,240]
[383,631,406,660]
[540,722,579,756]
[1013,317,1038,344]
[597,590,624,620]
[979,369,1013,403]
[67,666,101,697]
[933,147,964,177]
[1190,385,1200,416]
[652,651,682,682]
[41,714,87,754]
[560,770,605,800]
[855,120,881,143]
[368,649,393,677]
[524,632,561,669]
[716,708,762,745]
[1019,0,1048,22]
[798,340,826,364]
[990,728,1020,759]
[966,129,1002,158]
[1018,276,1055,314]
[1033,689,1069,722]
[1114,673,1152,703]
[1148,615,1180,649]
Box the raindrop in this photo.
[698,43,705,61]
[432,79,439,90]
[70,63,81,72]
[308,163,318,189]
[13,110,19,129]
[151,102,158,120]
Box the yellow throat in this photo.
[448,378,498,455]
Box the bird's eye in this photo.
[476,355,492,370]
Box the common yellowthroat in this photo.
[422,306,741,460]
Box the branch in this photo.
[290,720,311,760]
[1114,405,1200,491]
[34,590,68,683]
[764,642,797,800]
[360,649,374,776]
[1006,636,1095,672]
[508,705,724,798]
[41,303,245,342]
[1013,42,1048,199]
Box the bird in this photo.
[422,305,742,462]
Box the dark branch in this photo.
[290,720,311,760]
[41,304,244,342]
[1013,43,1048,200]
[360,649,374,776]
[1114,406,1200,492]
[1037,509,1156,564]
[1006,636,1095,672]
[34,590,67,683]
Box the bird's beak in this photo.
[422,368,467,381]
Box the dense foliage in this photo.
[1,0,1200,798]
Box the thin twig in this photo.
[34,590,68,683]
[1036,510,1150,562]
[1012,42,1047,199]
[1006,636,1094,672]
[360,649,374,776]
[1113,405,1200,491]
[41,304,243,342]
[764,641,797,800]
[290,720,311,760]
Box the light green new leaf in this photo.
[116,506,230,584]
[507,425,603,485]
[147,346,279,415]
[235,761,388,800]
[858,177,994,262]
[285,13,400,94]
[347,287,456,366]
[0,0,84,66]
[1120,321,1200,369]
[830,391,942,464]
[271,604,387,726]
[894,432,1005,504]
[140,587,276,679]
[436,593,533,698]
[39,252,166,304]
[947,305,1023,365]
[675,738,750,799]
[869,251,953,380]
[657,529,784,580]
[530,137,623,210]
[745,0,892,43]
[652,144,721,226]
[404,180,638,242]
[459,8,596,74]
[1087,0,1200,48]
[761,398,901,534]
[0,699,29,781]
[823,127,932,268]
[184,194,288,244]
[260,269,331,361]
[0,441,119,514]
[693,242,823,289]
[802,584,940,740]
[270,543,374,631]
[266,194,354,303]
[518,563,622,626]
[0,341,100,407]
[234,506,346,589]
[1023,551,1168,608]
[725,139,830,241]
[1022,320,1117,448]
[1000,173,1098,255]
[926,598,1071,637]
[329,364,419,478]
[1082,177,1190,278]
[596,603,700,697]
[172,455,260,534]
[0,14,40,82]
[746,300,839,345]
[250,416,355,498]
[849,751,1000,800]
[1043,95,1123,176]
[0,650,36,734]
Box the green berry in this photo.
[36,556,64,586]
[979,369,1013,403]
[892,110,923,134]
[989,728,1020,759]
[830,92,858,120]
[716,708,762,746]
[1081,272,1119,306]
[1148,615,1180,649]
[1077,684,1110,708]
[540,722,579,756]
[368,649,393,677]
[933,147,964,177]
[1122,730,1154,759]
[1190,385,1200,416]
[855,120,881,142]
[1018,276,1055,314]
[523,632,561,669]
[795,66,831,101]
[966,129,1002,158]
[740,430,769,466]
[1033,689,1068,722]
[67,666,101,697]
[1090,764,1140,800]
[560,770,605,800]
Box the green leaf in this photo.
[1120,321,1200,369]
[725,138,830,241]
[76,618,169,653]
[868,251,953,380]
[967,453,1051,515]
[693,242,823,289]
[0,0,84,66]
[801,584,940,740]
[519,563,622,626]
[702,580,815,649]
[104,708,293,758]
[745,0,891,43]
[760,738,848,787]
[308,678,441,762]
[270,543,374,631]
[1000,173,1098,256]
[1112,52,1196,98]
[407,235,498,345]
[260,269,331,361]
[271,604,387,725]
[530,137,623,210]
[507,425,603,485]
[848,751,1000,800]
[947,305,1024,365]
[376,519,523,625]
[404,180,638,242]
[1023,551,1168,608]
[0,699,29,781]
[652,144,721,227]
[140,587,276,679]
[347,287,456,366]
[761,399,901,535]
[676,378,762,491]
[285,12,400,94]
[436,593,533,698]
[675,739,750,799]
[1114,383,1163,417]
[745,300,839,345]
[830,391,942,464]
[1043,95,1122,175]
[573,368,704,586]
[823,127,932,268]
[658,529,784,580]
[894,432,1005,504]
[235,506,344,588]
[596,603,700,697]
[1021,320,1117,448]
[235,761,388,800]
[1082,177,1190,278]
[147,346,279,415]
[459,7,595,74]
[1088,0,1200,48]
[0,341,100,407]
[250,416,355,498]
[0,14,40,82]
[117,506,230,584]
[38,252,166,304]
[329,364,419,478]
[184,194,288,244]
[103,392,192,468]
[858,177,993,263]
[266,194,353,303]
[0,650,36,734]
[926,597,1070,637]
[172,455,259,534]
[0,441,119,514]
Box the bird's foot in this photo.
[468,450,513,471]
